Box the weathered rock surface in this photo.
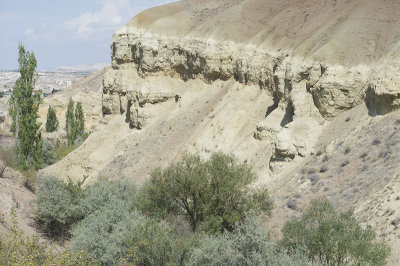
[104,0,400,124]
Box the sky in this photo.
[0,0,175,70]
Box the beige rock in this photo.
[254,105,285,141]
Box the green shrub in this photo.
[0,210,93,265]
[281,198,391,265]
[42,140,57,167]
[34,176,84,237]
[54,141,75,161]
[79,178,135,216]
[0,147,16,177]
[21,169,37,192]
[188,215,309,266]
[70,179,136,264]
[139,152,273,233]
[122,219,192,266]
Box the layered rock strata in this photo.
[102,0,400,164]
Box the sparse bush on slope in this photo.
[281,198,390,266]
[0,210,93,265]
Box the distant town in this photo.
[0,63,108,118]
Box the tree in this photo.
[45,105,59,132]
[65,97,75,145]
[281,198,391,265]
[139,152,273,233]
[8,44,43,170]
[74,102,84,137]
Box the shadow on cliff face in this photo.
[366,84,400,116]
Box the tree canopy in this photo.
[139,152,273,233]
[9,44,43,170]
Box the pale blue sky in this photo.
[0,0,175,70]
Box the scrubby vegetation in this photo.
[2,152,389,265]
[0,210,94,265]
[281,198,390,265]
[0,146,16,177]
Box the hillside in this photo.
[37,0,400,263]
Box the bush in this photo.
[139,152,273,233]
[34,176,84,237]
[70,179,136,264]
[71,202,138,264]
[188,215,309,266]
[79,178,135,216]
[0,147,16,177]
[287,199,298,210]
[42,140,57,167]
[281,198,391,265]
[122,219,192,266]
[53,140,75,161]
[372,139,381,145]
[21,169,37,192]
[0,210,93,265]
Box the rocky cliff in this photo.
[102,0,400,164]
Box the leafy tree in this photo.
[65,97,75,145]
[139,152,273,233]
[281,198,391,266]
[8,44,43,170]
[46,105,59,132]
[74,102,84,137]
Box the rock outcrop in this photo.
[103,0,400,165]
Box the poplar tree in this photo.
[74,102,84,137]
[66,97,75,145]
[46,105,59,132]
[9,44,43,170]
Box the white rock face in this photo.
[101,0,400,169]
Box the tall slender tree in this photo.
[74,102,84,137]
[66,97,75,145]
[46,105,59,132]
[9,44,43,170]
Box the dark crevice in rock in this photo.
[281,101,294,127]
[125,100,132,124]
[265,95,279,118]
